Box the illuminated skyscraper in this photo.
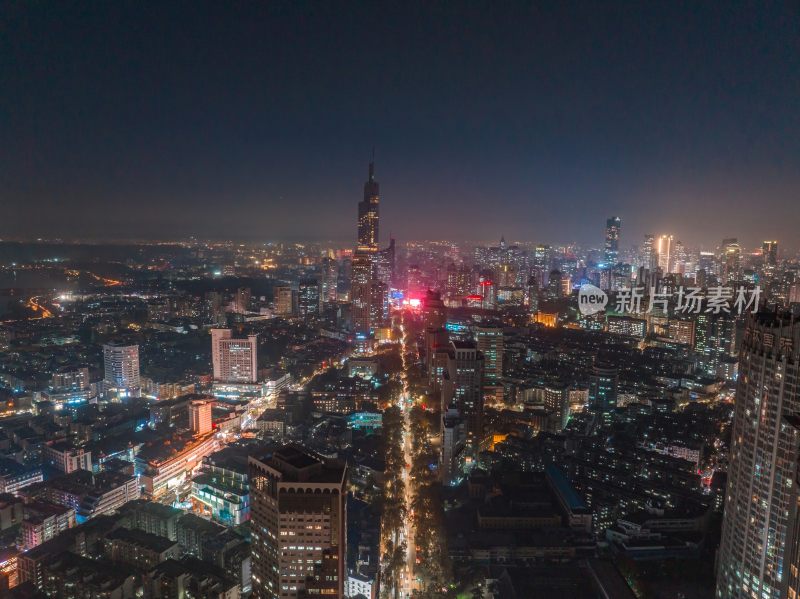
[274,286,296,317]
[234,287,251,315]
[249,445,346,599]
[368,280,388,330]
[588,361,618,423]
[320,255,339,303]
[641,234,657,271]
[532,244,553,287]
[422,289,446,330]
[547,270,564,299]
[475,326,503,403]
[350,252,373,335]
[657,234,673,273]
[376,237,395,287]
[441,406,466,485]
[698,251,717,283]
[298,278,320,317]
[445,263,459,297]
[784,420,800,599]
[763,240,779,281]
[357,161,379,252]
[721,238,741,283]
[351,160,388,336]
[103,342,141,397]
[443,341,484,451]
[604,216,621,265]
[695,313,737,379]
[717,313,800,599]
[543,383,570,431]
[673,240,687,274]
[763,240,779,267]
[526,275,539,313]
[211,329,258,384]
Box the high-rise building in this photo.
[320,255,339,303]
[211,329,258,384]
[547,270,564,299]
[357,161,379,252]
[249,445,346,599]
[51,367,90,391]
[376,237,395,287]
[532,244,553,287]
[274,286,296,317]
[763,240,779,282]
[790,284,800,306]
[440,406,466,485]
[204,291,227,326]
[298,279,320,317]
[673,240,687,274]
[189,401,212,435]
[350,252,374,335]
[234,287,251,315]
[475,326,503,403]
[641,234,657,271]
[717,313,800,599]
[763,240,779,267]
[784,417,800,599]
[422,289,446,330]
[368,280,388,331]
[446,263,459,297]
[721,238,742,283]
[478,275,497,309]
[695,313,737,379]
[543,383,570,432]
[103,343,141,397]
[761,241,778,266]
[526,275,539,314]
[456,264,473,297]
[443,341,484,450]
[350,160,388,336]
[657,235,673,274]
[604,216,621,265]
[588,361,618,422]
[425,326,449,375]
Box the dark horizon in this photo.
[2,2,799,249]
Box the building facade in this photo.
[717,313,800,599]
[190,400,213,435]
[249,445,346,599]
[211,329,258,384]
[102,342,140,397]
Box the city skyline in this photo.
[2,4,800,599]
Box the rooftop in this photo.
[545,464,589,513]
[251,444,346,485]
[106,527,178,553]
[0,458,41,478]
[119,499,182,519]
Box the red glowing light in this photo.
[479,280,493,286]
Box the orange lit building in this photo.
[534,311,558,327]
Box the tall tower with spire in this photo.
[352,158,386,336]
[357,160,380,252]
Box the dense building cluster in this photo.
[0,167,799,599]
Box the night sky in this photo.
[2,2,798,249]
